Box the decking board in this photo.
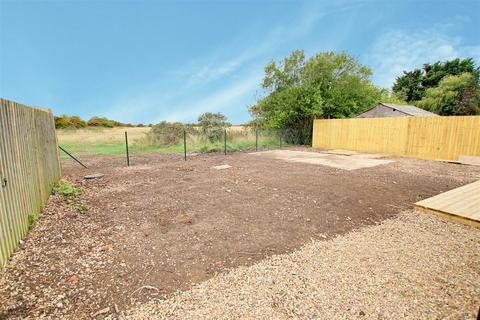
[414,180,480,228]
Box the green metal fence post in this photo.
[183,129,187,161]
[224,128,227,155]
[58,145,88,169]
[255,128,258,151]
[125,131,130,166]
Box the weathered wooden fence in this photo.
[0,99,61,267]
[312,116,480,161]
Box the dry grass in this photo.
[56,126,281,156]
[57,127,150,144]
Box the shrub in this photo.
[69,116,87,128]
[54,115,87,129]
[146,121,186,146]
[87,116,115,128]
[197,112,230,142]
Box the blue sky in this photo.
[1,0,479,124]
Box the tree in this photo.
[392,69,424,101]
[250,50,383,143]
[417,72,479,115]
[197,112,231,141]
[392,58,479,102]
[197,112,230,130]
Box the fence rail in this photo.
[0,99,61,267]
[312,116,480,161]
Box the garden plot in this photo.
[251,149,393,170]
[1,149,480,319]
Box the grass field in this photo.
[57,126,282,157]
[57,127,150,157]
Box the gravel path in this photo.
[127,211,480,319]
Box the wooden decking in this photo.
[414,180,480,228]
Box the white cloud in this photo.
[365,25,480,88]
[101,3,328,123]
[161,71,262,122]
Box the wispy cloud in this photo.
[365,19,480,88]
[102,3,328,123]
[162,71,262,122]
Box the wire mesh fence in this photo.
[57,126,309,166]
[136,126,309,160]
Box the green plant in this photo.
[73,201,89,214]
[197,112,230,142]
[28,212,38,230]
[393,57,479,103]
[144,121,198,146]
[54,180,81,197]
[250,50,384,144]
[54,180,89,214]
[417,72,479,115]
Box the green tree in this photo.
[197,112,230,130]
[417,72,480,115]
[392,58,479,102]
[250,50,383,143]
[197,112,231,141]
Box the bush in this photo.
[146,121,190,146]
[87,116,115,128]
[54,115,87,129]
[197,112,230,142]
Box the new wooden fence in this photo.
[312,116,480,161]
[0,99,61,267]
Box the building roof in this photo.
[380,103,438,116]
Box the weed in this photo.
[28,212,38,230]
[54,180,89,214]
[54,180,81,197]
[73,201,89,214]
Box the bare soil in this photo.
[1,148,479,319]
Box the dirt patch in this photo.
[128,211,480,319]
[1,148,480,319]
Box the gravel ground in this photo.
[127,211,480,320]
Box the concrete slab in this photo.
[84,173,105,179]
[250,150,393,170]
[212,164,232,170]
[458,155,480,166]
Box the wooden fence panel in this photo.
[312,116,480,161]
[0,99,61,267]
